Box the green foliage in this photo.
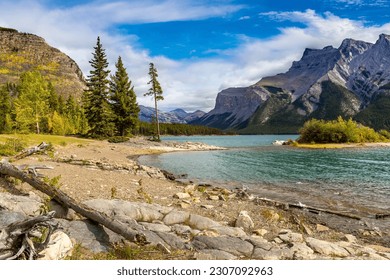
[110,56,140,136]
[14,71,51,134]
[107,136,130,143]
[298,117,389,144]
[83,37,115,138]
[138,122,224,136]
[354,95,390,131]
[0,137,26,156]
[0,84,12,133]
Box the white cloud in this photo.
[1,2,390,112]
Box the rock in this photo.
[193,236,254,257]
[195,249,238,260]
[179,202,191,209]
[174,192,191,199]
[188,214,221,230]
[278,230,304,243]
[184,184,197,193]
[0,210,27,228]
[306,237,350,257]
[38,231,73,260]
[291,243,315,260]
[366,244,390,253]
[155,232,188,250]
[139,222,172,232]
[163,210,190,225]
[253,229,268,237]
[171,224,193,238]
[210,226,247,237]
[84,200,172,222]
[246,236,273,251]
[235,211,254,232]
[208,195,220,201]
[58,219,122,253]
[252,247,294,260]
[344,234,358,244]
[49,199,78,220]
[301,223,313,235]
[0,193,43,216]
[201,204,214,209]
[316,224,330,232]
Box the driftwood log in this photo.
[0,160,146,245]
[11,142,51,161]
[0,211,57,260]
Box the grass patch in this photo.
[0,134,92,147]
[67,243,192,260]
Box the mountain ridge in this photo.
[193,34,390,133]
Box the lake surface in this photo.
[138,135,390,217]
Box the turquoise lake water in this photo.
[138,135,390,216]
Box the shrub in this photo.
[298,117,388,144]
[107,136,130,143]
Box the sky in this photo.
[1,0,390,112]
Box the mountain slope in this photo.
[197,34,390,133]
[0,27,85,98]
[139,105,205,124]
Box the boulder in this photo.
[188,214,221,230]
[193,236,254,257]
[252,247,294,260]
[163,210,190,225]
[195,249,237,260]
[38,231,73,260]
[235,210,254,232]
[306,237,350,258]
[0,193,43,216]
[278,230,304,243]
[139,222,171,232]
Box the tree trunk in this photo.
[0,160,146,243]
[154,92,160,141]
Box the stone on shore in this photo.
[235,210,254,232]
[306,237,350,257]
[38,231,73,260]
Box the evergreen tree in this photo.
[110,56,140,136]
[0,85,11,133]
[144,62,163,141]
[14,71,50,134]
[83,36,114,137]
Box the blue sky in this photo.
[1,0,390,111]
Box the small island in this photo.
[291,117,390,149]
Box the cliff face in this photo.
[195,34,390,133]
[0,28,85,97]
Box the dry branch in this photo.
[11,142,50,161]
[0,211,56,260]
[0,160,146,244]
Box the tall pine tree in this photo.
[144,62,163,141]
[83,36,114,137]
[110,56,140,136]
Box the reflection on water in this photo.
[138,135,390,217]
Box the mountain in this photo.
[139,105,205,124]
[0,27,85,98]
[193,34,390,133]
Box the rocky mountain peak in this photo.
[0,27,85,98]
[196,33,390,133]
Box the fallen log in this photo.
[254,196,361,220]
[11,142,51,161]
[0,160,146,244]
